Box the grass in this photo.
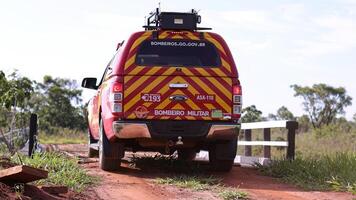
[295,132,356,158]
[238,126,356,194]
[131,154,248,200]
[155,175,247,200]
[257,152,356,194]
[12,152,97,192]
[155,175,221,190]
[218,188,248,200]
[38,128,87,144]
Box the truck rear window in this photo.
[135,40,221,67]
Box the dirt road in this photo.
[49,144,355,200]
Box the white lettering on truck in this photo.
[154,110,210,117]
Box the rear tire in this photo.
[99,119,123,171]
[209,137,237,172]
[177,149,196,161]
[88,130,98,158]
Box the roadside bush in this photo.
[258,153,356,194]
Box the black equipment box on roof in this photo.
[144,8,210,31]
[159,12,197,30]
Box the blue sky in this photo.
[1,0,356,119]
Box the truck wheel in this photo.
[209,137,237,172]
[88,129,98,158]
[177,149,196,161]
[99,119,123,171]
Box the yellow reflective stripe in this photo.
[172,35,183,39]
[221,58,232,72]
[124,55,136,69]
[124,76,134,83]
[128,66,144,75]
[130,32,151,52]
[211,68,227,77]
[186,83,199,95]
[172,103,184,110]
[206,77,231,100]
[194,68,210,76]
[155,97,171,110]
[185,99,200,110]
[144,66,161,75]
[191,77,230,112]
[124,75,150,97]
[205,33,226,55]
[182,68,194,76]
[159,31,170,39]
[161,67,176,75]
[204,103,215,110]
[186,32,199,40]
[127,113,135,118]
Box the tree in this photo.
[0,70,33,109]
[291,83,352,128]
[0,71,33,127]
[267,113,277,120]
[353,113,356,123]
[296,114,310,133]
[241,105,262,123]
[30,75,86,131]
[0,70,33,153]
[276,106,295,120]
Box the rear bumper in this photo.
[112,120,239,140]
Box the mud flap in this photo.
[211,138,237,160]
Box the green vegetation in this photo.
[155,175,221,190]
[12,152,96,192]
[156,175,247,200]
[291,83,352,128]
[218,188,248,200]
[257,153,356,194]
[38,128,87,144]
[30,75,86,132]
[241,105,262,123]
[248,84,356,194]
[0,70,87,153]
[255,99,356,194]
[131,155,247,199]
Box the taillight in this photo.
[232,84,242,119]
[110,82,123,115]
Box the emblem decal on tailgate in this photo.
[134,106,149,119]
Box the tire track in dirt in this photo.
[49,144,355,200]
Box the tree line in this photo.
[0,70,86,133]
[242,83,354,133]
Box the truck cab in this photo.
[82,9,242,171]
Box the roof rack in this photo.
[143,8,212,31]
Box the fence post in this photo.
[286,121,298,160]
[244,129,252,156]
[263,128,271,158]
[28,114,38,157]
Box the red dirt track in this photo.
[52,144,355,200]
